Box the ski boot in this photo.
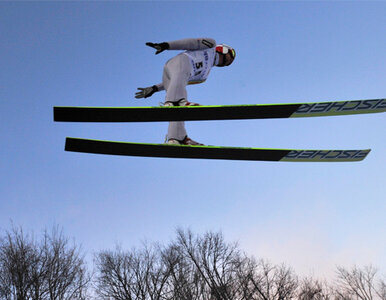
[163,98,201,107]
[167,136,204,146]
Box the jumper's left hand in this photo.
[146,42,169,55]
[135,85,158,99]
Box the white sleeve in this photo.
[167,38,216,51]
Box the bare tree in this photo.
[94,228,386,300]
[39,227,90,299]
[232,255,260,300]
[141,244,172,300]
[0,225,89,300]
[297,277,332,300]
[335,265,385,300]
[378,279,386,300]
[94,244,171,300]
[95,229,251,300]
[95,247,142,300]
[175,228,244,300]
[161,243,209,300]
[246,259,298,300]
[0,226,38,299]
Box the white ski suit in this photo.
[155,38,218,141]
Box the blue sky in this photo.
[0,1,385,278]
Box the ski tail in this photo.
[64,138,370,162]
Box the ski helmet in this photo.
[215,44,236,66]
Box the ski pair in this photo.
[54,98,385,162]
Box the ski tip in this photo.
[280,149,371,162]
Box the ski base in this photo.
[64,138,370,162]
[54,98,386,122]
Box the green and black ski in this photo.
[65,137,370,162]
[54,98,386,122]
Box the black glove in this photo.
[135,85,158,99]
[146,42,169,55]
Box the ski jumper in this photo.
[155,38,217,141]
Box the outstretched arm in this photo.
[146,38,216,54]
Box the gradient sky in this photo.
[0,1,385,279]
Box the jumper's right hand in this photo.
[135,85,158,99]
[146,42,169,55]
